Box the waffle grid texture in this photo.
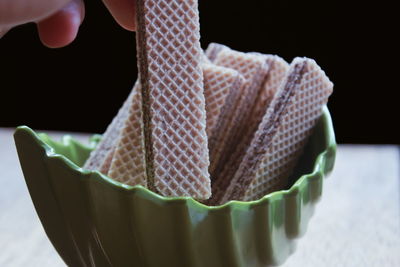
[216,57,333,204]
[202,63,244,145]
[205,43,270,177]
[248,55,290,132]
[87,63,244,193]
[84,32,333,203]
[209,56,289,203]
[107,83,147,186]
[136,0,211,199]
[243,58,333,201]
[83,91,133,173]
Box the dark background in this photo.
[0,1,398,144]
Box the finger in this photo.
[0,0,72,26]
[37,0,85,48]
[102,0,136,31]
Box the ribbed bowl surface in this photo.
[14,106,336,267]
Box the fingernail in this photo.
[63,0,85,26]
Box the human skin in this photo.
[0,0,136,48]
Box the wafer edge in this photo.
[135,0,157,192]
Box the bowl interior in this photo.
[35,106,336,207]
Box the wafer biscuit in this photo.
[202,63,244,143]
[248,55,290,133]
[214,58,333,204]
[201,52,212,64]
[83,91,133,173]
[136,0,211,199]
[205,43,225,62]
[205,43,270,176]
[107,83,147,186]
[211,56,289,194]
[105,64,242,187]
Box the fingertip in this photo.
[37,18,79,48]
[118,20,136,32]
[102,0,136,31]
[0,27,11,38]
[37,0,84,48]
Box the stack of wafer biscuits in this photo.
[209,57,333,204]
[205,44,271,176]
[84,0,333,204]
[84,90,135,174]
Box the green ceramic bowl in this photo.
[14,106,336,267]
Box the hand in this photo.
[0,0,136,48]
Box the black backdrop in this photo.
[1,1,398,144]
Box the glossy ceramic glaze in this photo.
[14,106,336,267]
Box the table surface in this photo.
[1,128,399,267]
